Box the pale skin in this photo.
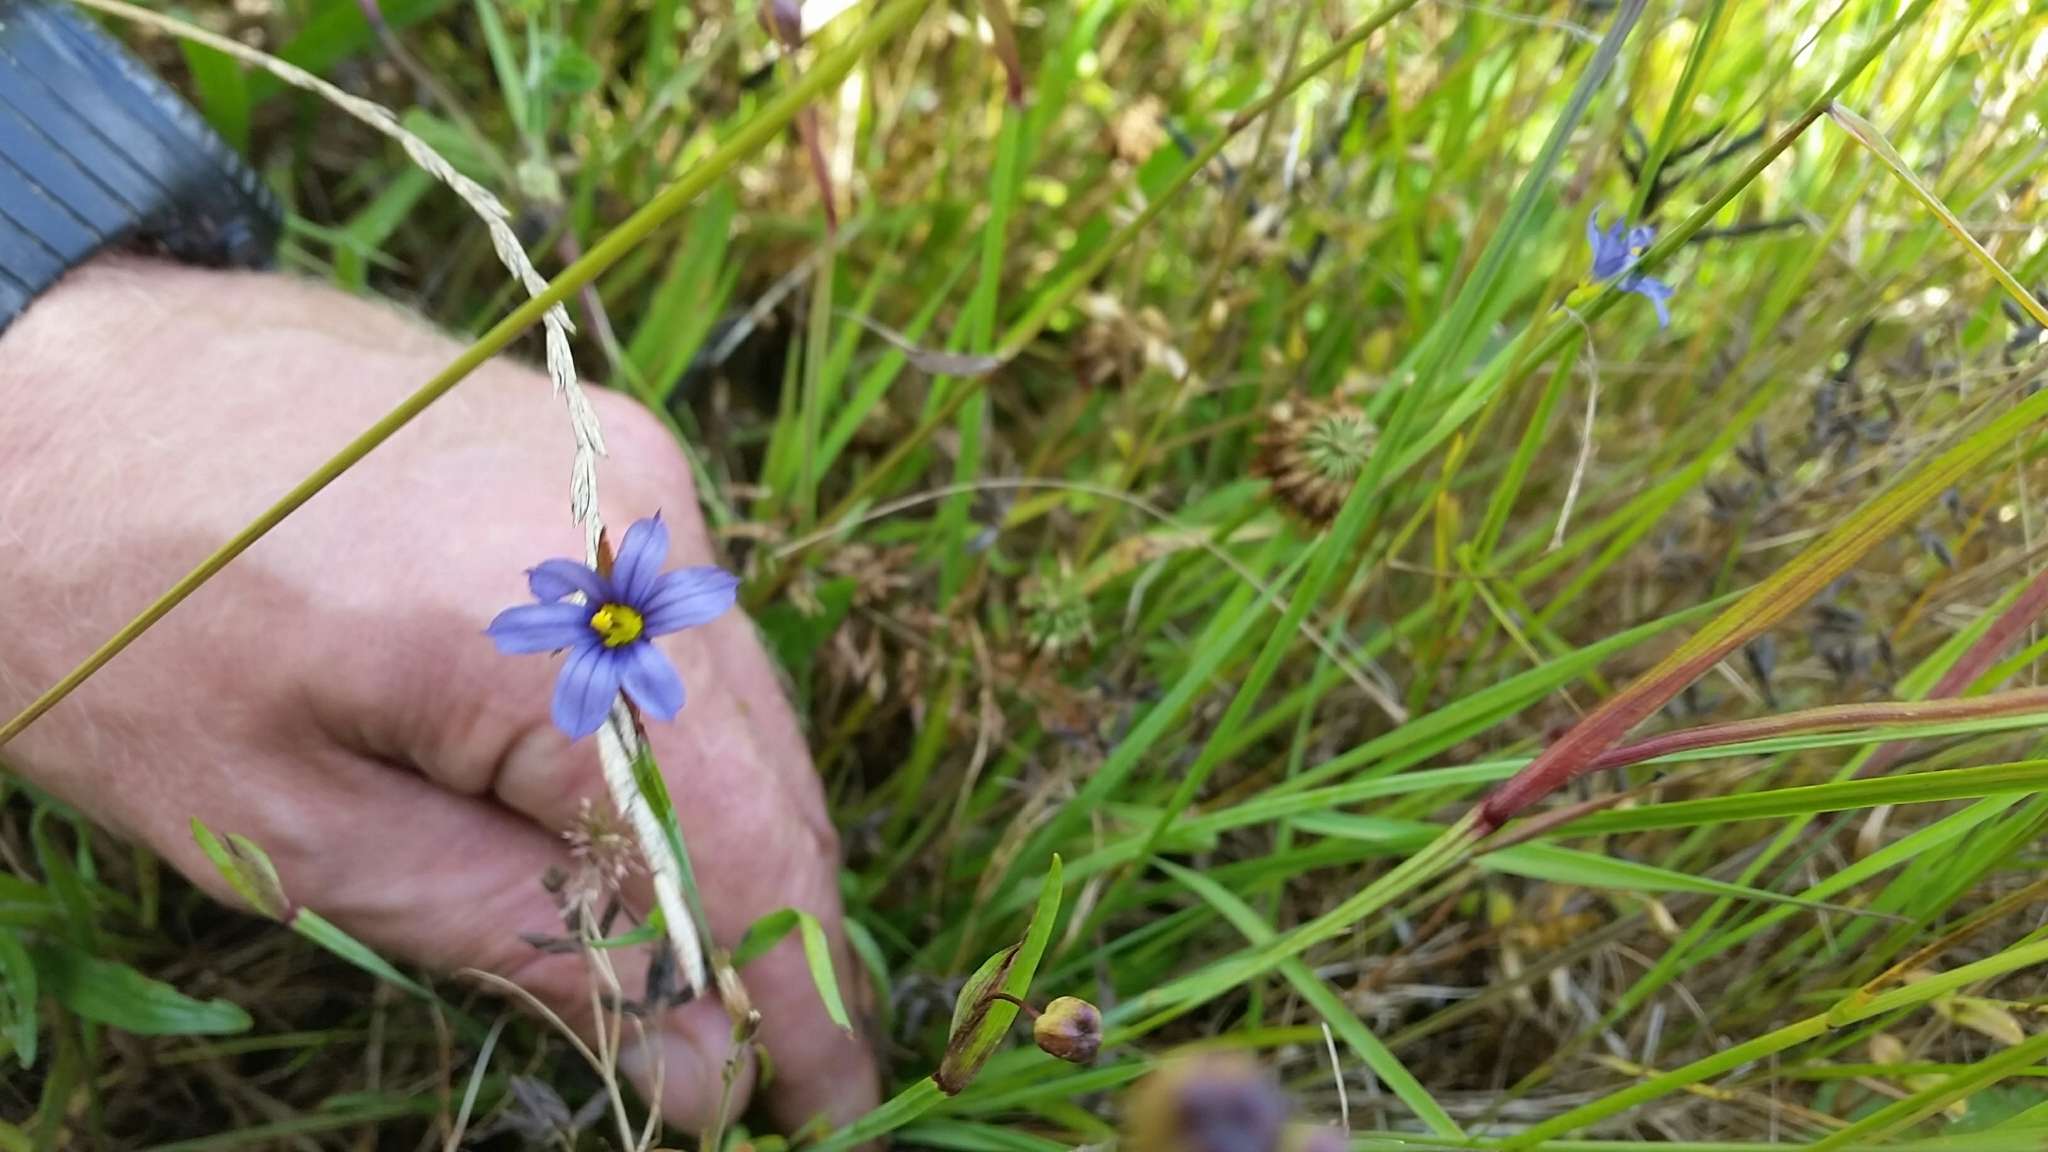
[0,255,878,1129]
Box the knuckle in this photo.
[589,393,703,518]
[593,394,681,469]
[796,807,843,873]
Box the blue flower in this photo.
[487,514,738,739]
[1586,210,1676,328]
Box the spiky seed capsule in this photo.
[1254,395,1379,526]
[1021,561,1095,656]
[1032,996,1102,1063]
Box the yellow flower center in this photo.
[589,603,644,647]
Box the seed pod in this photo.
[935,944,1020,1094]
[1254,395,1379,527]
[1032,996,1102,1064]
[1126,1053,1288,1152]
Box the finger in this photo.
[657,610,881,1134]
[488,634,879,1133]
[144,744,748,1127]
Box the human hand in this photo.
[0,256,876,1129]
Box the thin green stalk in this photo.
[1626,0,1729,221]
[936,106,1023,601]
[1071,0,1645,944]
[1073,0,1315,562]
[1502,938,2048,1148]
[810,0,1429,537]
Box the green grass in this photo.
[12,0,2048,1146]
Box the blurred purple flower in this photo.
[1587,210,1675,328]
[487,514,739,739]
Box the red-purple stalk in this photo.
[1478,564,2048,834]
[1854,563,2048,778]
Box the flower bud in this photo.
[1126,1053,1288,1152]
[1032,996,1102,1063]
[758,0,802,47]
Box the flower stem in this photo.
[987,991,1039,1019]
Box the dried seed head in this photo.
[565,798,642,885]
[1032,996,1102,1063]
[1254,395,1379,526]
[555,798,645,921]
[1071,294,1186,391]
[1022,559,1095,657]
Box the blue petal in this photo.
[619,641,686,721]
[612,514,671,606]
[1629,276,1675,328]
[487,602,595,653]
[1588,211,1637,281]
[1626,224,1657,252]
[528,559,611,604]
[641,566,740,635]
[551,643,623,739]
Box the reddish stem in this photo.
[1478,562,2048,833]
[1855,563,2048,778]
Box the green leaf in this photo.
[1827,102,2048,329]
[1290,811,1848,912]
[628,184,739,402]
[590,919,665,950]
[180,41,250,153]
[333,167,435,291]
[471,0,532,141]
[292,910,435,1001]
[29,810,95,945]
[755,577,858,706]
[935,855,1063,1095]
[817,1079,947,1152]
[1481,841,1881,919]
[627,740,707,940]
[0,930,37,1067]
[544,41,603,95]
[730,907,853,1032]
[0,874,56,932]
[1952,1084,2048,1133]
[33,941,249,1036]
[398,108,508,183]
[1156,860,1460,1137]
[937,943,1019,1091]
[252,0,461,106]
